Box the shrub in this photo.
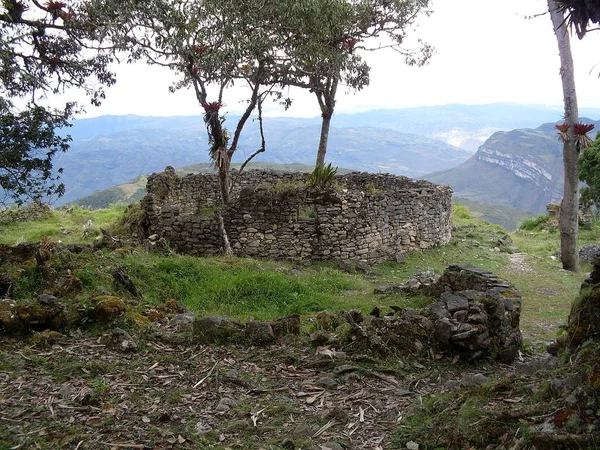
[307,163,338,188]
[452,204,472,220]
[519,215,549,231]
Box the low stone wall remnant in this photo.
[140,167,453,262]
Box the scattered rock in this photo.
[5,298,68,332]
[395,252,406,264]
[315,377,337,390]
[193,316,244,344]
[310,330,331,347]
[37,294,58,306]
[292,423,316,438]
[96,286,112,296]
[99,328,138,352]
[171,312,196,331]
[345,309,364,324]
[112,267,141,297]
[281,438,295,450]
[325,406,349,423]
[215,397,237,414]
[356,260,374,274]
[321,441,344,450]
[316,311,335,331]
[460,373,488,387]
[30,330,64,347]
[195,420,212,434]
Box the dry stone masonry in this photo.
[140,167,453,262]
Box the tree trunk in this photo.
[316,111,332,168]
[217,212,232,255]
[315,77,338,168]
[548,0,580,272]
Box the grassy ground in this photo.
[0,205,125,246]
[1,203,597,344]
[1,202,599,449]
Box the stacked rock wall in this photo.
[141,167,453,262]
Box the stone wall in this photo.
[140,167,453,262]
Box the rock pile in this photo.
[427,265,522,362]
[375,264,523,362]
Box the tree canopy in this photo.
[1,0,116,204]
[277,0,432,166]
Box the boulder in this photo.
[193,316,244,344]
[245,321,276,346]
[425,265,522,362]
[93,296,126,322]
[269,314,301,337]
[99,328,138,352]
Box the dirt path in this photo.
[507,253,535,274]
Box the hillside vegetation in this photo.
[1,202,598,449]
[0,202,592,342]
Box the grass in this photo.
[122,254,373,320]
[1,202,597,344]
[0,205,126,246]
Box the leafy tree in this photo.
[0,99,71,204]
[1,0,116,205]
[101,0,293,252]
[279,0,432,167]
[110,0,291,199]
[579,132,600,209]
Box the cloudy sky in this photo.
[81,0,600,119]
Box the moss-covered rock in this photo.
[563,284,600,350]
[93,296,126,322]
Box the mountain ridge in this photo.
[424,118,600,214]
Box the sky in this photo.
[79,0,600,119]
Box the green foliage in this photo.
[122,255,363,319]
[452,203,472,220]
[519,214,550,231]
[0,101,71,205]
[1,0,117,204]
[454,198,533,231]
[579,132,600,209]
[307,163,338,188]
[0,204,125,245]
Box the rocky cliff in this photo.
[425,120,600,214]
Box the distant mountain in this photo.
[330,104,600,152]
[70,162,352,209]
[53,103,600,206]
[54,116,471,205]
[72,163,533,232]
[425,119,600,214]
